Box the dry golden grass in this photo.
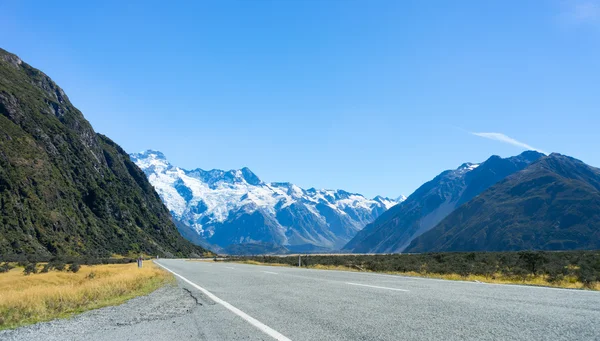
[238,260,291,267]
[0,261,173,330]
[231,260,600,291]
[384,271,600,290]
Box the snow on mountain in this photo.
[395,195,407,203]
[130,150,402,252]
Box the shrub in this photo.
[0,262,14,273]
[85,258,101,266]
[51,261,66,271]
[40,263,53,273]
[68,262,81,273]
[23,263,37,275]
[577,256,600,287]
[518,251,547,275]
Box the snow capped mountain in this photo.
[130,150,403,252]
[395,195,407,202]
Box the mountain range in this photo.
[406,153,600,252]
[0,48,207,259]
[130,150,403,253]
[343,151,545,253]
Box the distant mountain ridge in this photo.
[406,153,600,252]
[0,48,207,258]
[131,150,403,252]
[343,151,545,253]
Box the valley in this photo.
[2,2,600,336]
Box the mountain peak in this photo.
[516,150,546,162]
[130,150,170,171]
[138,149,167,159]
[0,48,23,68]
[240,167,262,185]
[458,162,480,171]
[545,152,574,161]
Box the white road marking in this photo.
[226,267,236,270]
[346,282,409,292]
[262,271,278,275]
[155,262,292,341]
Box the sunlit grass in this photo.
[238,260,291,267]
[0,261,173,330]
[232,260,600,290]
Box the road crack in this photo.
[183,287,203,306]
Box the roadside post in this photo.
[298,255,301,267]
[137,256,143,268]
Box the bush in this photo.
[577,256,600,287]
[68,262,81,273]
[23,263,37,275]
[51,261,66,271]
[518,251,547,275]
[40,263,53,273]
[84,258,103,266]
[0,262,14,273]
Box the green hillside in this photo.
[0,48,208,259]
[406,154,600,252]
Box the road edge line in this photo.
[346,282,409,292]
[155,261,292,341]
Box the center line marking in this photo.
[262,271,278,275]
[226,267,236,269]
[155,262,291,341]
[346,282,409,292]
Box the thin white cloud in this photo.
[471,132,545,154]
[561,0,600,24]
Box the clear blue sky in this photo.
[1,1,599,198]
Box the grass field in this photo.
[0,261,173,330]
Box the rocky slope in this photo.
[131,150,402,252]
[343,151,545,253]
[406,153,600,252]
[0,48,208,259]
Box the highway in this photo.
[155,259,600,341]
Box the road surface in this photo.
[2,259,599,340]
[155,259,600,340]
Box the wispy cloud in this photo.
[561,0,600,24]
[471,132,545,154]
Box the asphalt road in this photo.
[154,259,600,341]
